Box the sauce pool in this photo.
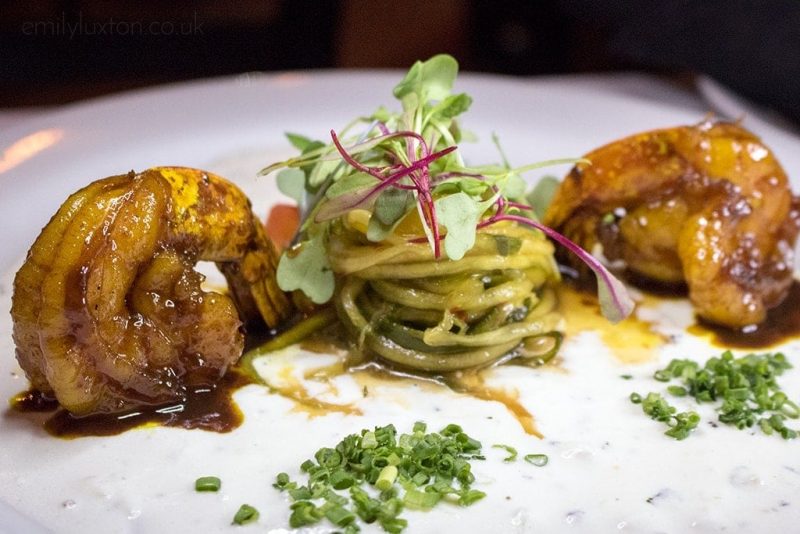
[14,280,800,439]
[9,370,251,439]
[10,389,60,412]
[688,280,800,349]
[557,283,666,364]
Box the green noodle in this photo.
[330,219,563,372]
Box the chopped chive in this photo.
[273,472,291,490]
[329,470,356,490]
[315,448,343,469]
[273,421,487,532]
[664,411,700,440]
[458,489,486,506]
[523,454,548,467]
[667,385,687,397]
[782,400,800,419]
[620,374,633,380]
[380,516,408,534]
[288,486,313,501]
[491,444,518,462]
[324,489,348,506]
[325,505,356,527]
[300,459,315,472]
[441,423,463,436]
[194,476,221,492]
[374,425,396,446]
[759,418,774,435]
[361,431,378,449]
[411,471,429,486]
[375,465,398,491]
[232,504,259,525]
[430,479,455,495]
[403,488,441,509]
[653,369,671,382]
[289,501,323,528]
[634,351,798,440]
[456,433,482,452]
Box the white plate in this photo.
[1,71,800,534]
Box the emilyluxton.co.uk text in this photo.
[22,11,205,38]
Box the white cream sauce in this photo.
[1,152,799,533]
[4,269,800,533]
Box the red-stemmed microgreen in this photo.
[325,135,633,321]
[478,214,633,323]
[319,131,456,251]
[264,53,634,321]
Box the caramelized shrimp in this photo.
[11,167,291,415]
[544,120,800,328]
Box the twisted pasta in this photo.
[329,215,563,372]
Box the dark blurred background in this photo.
[2,0,799,125]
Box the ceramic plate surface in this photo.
[1,71,799,534]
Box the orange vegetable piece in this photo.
[265,203,300,251]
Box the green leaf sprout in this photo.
[262,54,633,323]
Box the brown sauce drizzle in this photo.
[26,274,783,440]
[267,366,361,417]
[261,328,545,437]
[687,280,800,349]
[8,370,251,439]
[342,360,544,438]
[7,291,617,440]
[623,271,688,299]
[445,371,542,438]
[10,389,61,412]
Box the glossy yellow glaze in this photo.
[545,121,800,328]
[11,167,291,415]
[558,284,665,364]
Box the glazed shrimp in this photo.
[11,167,292,415]
[544,120,800,328]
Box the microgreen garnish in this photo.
[526,175,560,221]
[274,230,333,304]
[632,351,798,440]
[262,54,633,323]
[272,421,486,533]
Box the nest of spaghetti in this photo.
[264,55,632,376]
[329,211,563,372]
